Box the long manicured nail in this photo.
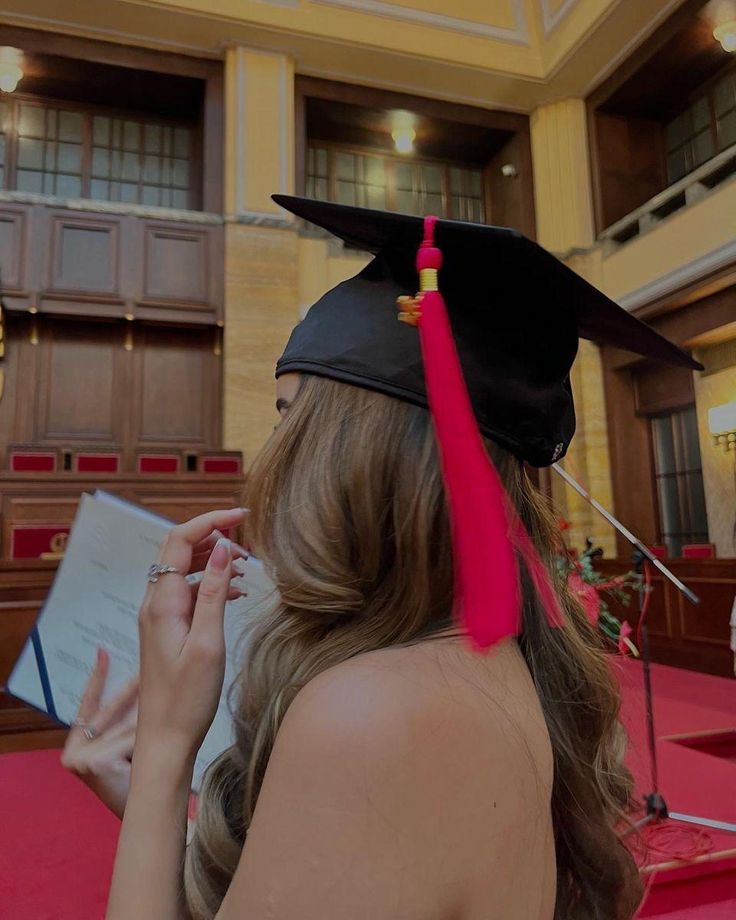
[210,536,231,571]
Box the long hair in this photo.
[184,374,642,920]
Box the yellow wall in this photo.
[2,0,694,113]
[694,343,736,558]
[599,180,736,304]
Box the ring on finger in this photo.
[72,719,100,741]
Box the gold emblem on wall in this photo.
[0,300,5,402]
[40,532,69,560]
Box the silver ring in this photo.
[82,726,99,741]
[147,563,180,583]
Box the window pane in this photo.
[364,185,386,209]
[692,130,714,167]
[123,121,140,151]
[665,113,689,150]
[142,185,160,206]
[467,170,482,197]
[172,159,189,188]
[56,174,82,198]
[58,142,82,173]
[652,416,676,474]
[90,179,110,200]
[335,152,355,181]
[122,152,140,181]
[93,116,110,146]
[92,147,110,177]
[316,147,327,175]
[422,164,443,194]
[58,111,83,143]
[16,169,43,192]
[395,162,413,190]
[143,155,160,183]
[173,128,189,157]
[17,137,44,169]
[120,182,138,202]
[172,188,189,209]
[425,192,443,213]
[18,105,45,137]
[363,156,385,186]
[336,181,356,206]
[145,124,162,154]
[715,75,736,117]
[691,97,710,132]
[651,407,708,555]
[666,149,688,183]
[395,188,416,213]
[718,109,736,149]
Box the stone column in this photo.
[531,99,615,555]
[222,47,299,462]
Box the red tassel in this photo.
[411,216,563,649]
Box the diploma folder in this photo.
[7,491,277,790]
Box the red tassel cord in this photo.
[401,216,563,649]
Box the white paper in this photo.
[7,491,277,790]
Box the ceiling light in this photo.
[714,20,736,51]
[0,47,23,93]
[391,111,416,155]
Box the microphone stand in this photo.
[553,464,736,835]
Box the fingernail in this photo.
[210,536,231,570]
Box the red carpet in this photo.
[615,658,736,918]
[0,659,733,919]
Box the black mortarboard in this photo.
[273,195,702,650]
[274,194,701,469]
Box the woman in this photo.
[63,197,699,920]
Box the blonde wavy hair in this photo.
[184,374,642,920]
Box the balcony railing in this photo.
[600,142,736,250]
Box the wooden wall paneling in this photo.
[0,315,21,464]
[202,66,224,214]
[486,130,536,239]
[633,361,695,415]
[47,212,120,296]
[602,350,661,556]
[592,113,667,231]
[10,315,40,446]
[678,577,736,646]
[142,222,208,305]
[595,558,735,676]
[33,318,123,444]
[0,206,26,291]
[133,325,217,447]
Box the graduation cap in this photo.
[273,194,700,649]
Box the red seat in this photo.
[8,448,59,473]
[136,453,181,474]
[74,451,122,473]
[649,545,667,560]
[682,543,715,559]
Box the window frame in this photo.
[0,91,203,210]
[306,139,487,222]
[663,62,736,185]
[649,405,709,556]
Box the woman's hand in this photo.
[61,648,139,819]
[136,508,247,762]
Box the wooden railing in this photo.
[595,558,736,678]
[599,142,736,250]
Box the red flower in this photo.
[618,620,634,656]
[558,518,571,531]
[567,571,600,625]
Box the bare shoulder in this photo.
[272,637,545,777]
